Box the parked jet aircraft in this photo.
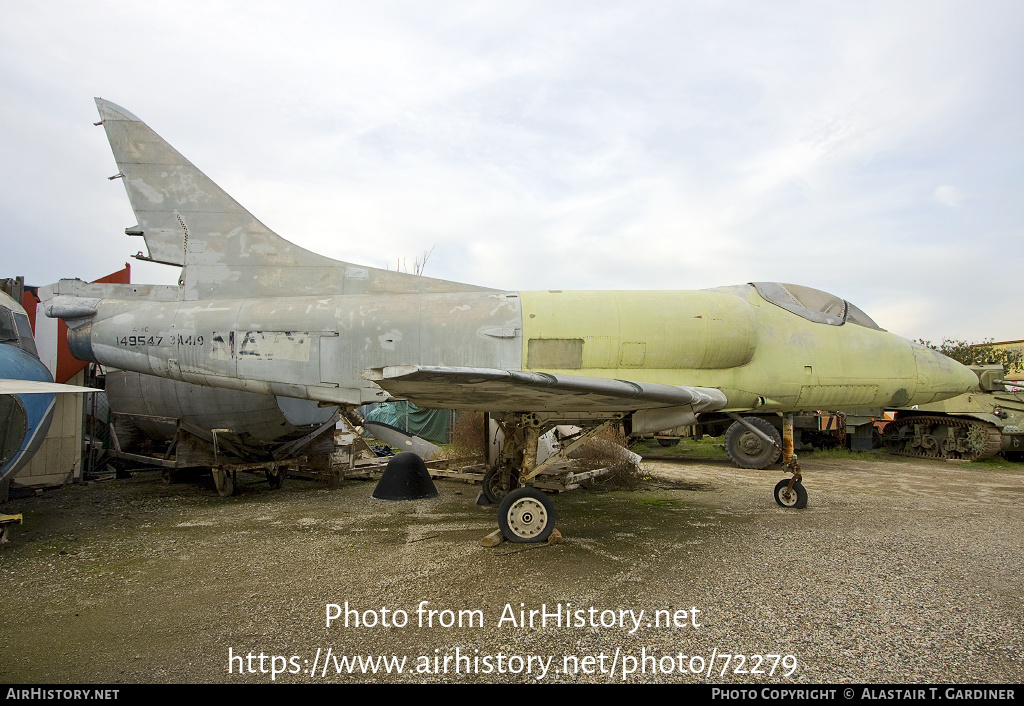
[46,99,978,542]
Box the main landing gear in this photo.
[481,413,626,544]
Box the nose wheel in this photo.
[773,413,808,509]
[773,478,807,508]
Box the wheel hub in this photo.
[507,498,548,539]
[483,465,520,503]
[739,432,764,455]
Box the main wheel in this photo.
[773,478,808,509]
[482,465,519,503]
[724,418,782,469]
[497,487,556,543]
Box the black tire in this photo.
[724,418,782,469]
[656,438,680,447]
[482,465,519,503]
[266,466,284,490]
[773,478,808,509]
[497,487,556,543]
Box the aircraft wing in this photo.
[0,380,100,395]
[363,366,728,414]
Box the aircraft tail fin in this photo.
[95,98,482,300]
[96,98,251,270]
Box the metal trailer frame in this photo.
[105,410,340,496]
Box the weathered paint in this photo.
[55,287,524,406]
[52,278,974,415]
[516,286,951,411]
[94,98,492,301]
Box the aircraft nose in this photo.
[911,345,979,405]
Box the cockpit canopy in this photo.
[0,300,40,358]
[752,282,882,330]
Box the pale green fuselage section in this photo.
[519,286,933,412]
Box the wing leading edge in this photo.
[363,365,728,419]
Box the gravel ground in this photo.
[0,452,1021,684]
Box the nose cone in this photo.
[910,344,979,405]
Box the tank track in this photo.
[882,415,1002,461]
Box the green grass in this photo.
[630,436,727,460]
[794,446,892,462]
[792,445,1023,468]
[635,496,681,507]
[966,454,1023,470]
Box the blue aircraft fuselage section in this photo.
[0,343,56,483]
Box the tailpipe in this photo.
[66,322,98,364]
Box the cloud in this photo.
[934,185,964,207]
[1,1,1024,343]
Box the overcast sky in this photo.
[2,1,1021,343]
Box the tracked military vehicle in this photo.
[882,365,1024,461]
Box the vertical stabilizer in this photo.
[95,98,485,300]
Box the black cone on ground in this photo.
[372,452,438,500]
